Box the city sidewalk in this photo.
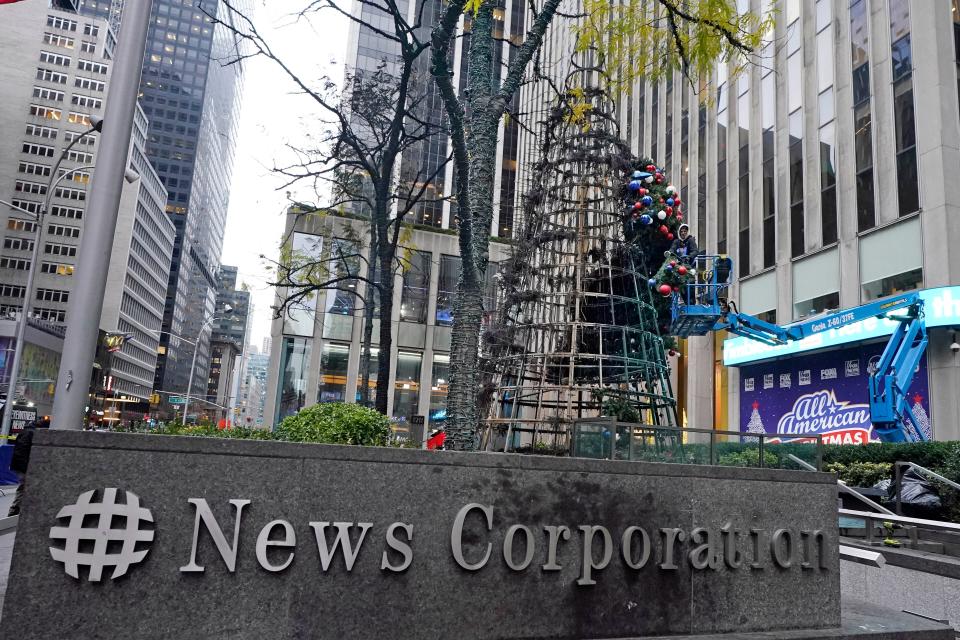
[0,485,17,621]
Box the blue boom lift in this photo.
[669,255,929,443]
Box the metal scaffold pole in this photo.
[51,1,154,430]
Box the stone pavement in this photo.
[0,485,17,622]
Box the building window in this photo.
[716,66,728,254]
[429,353,449,423]
[737,84,750,275]
[39,51,70,67]
[355,347,378,404]
[859,217,922,301]
[789,112,804,258]
[36,68,68,84]
[317,342,349,403]
[794,292,839,319]
[400,250,430,324]
[862,269,923,301]
[890,0,918,217]
[851,0,875,232]
[697,105,707,248]
[392,351,422,422]
[651,81,659,160]
[436,254,460,326]
[276,336,311,422]
[792,248,839,320]
[43,32,75,49]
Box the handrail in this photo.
[840,509,960,533]
[790,454,896,516]
[894,461,960,516]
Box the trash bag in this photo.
[888,468,942,518]
[873,478,892,494]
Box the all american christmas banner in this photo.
[738,342,931,444]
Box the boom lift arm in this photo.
[668,255,928,443]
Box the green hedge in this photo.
[821,442,960,469]
[110,402,392,447]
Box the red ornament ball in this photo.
[668,349,677,357]
[672,285,680,292]
[646,164,655,171]
[670,260,677,267]
[678,266,687,275]
[658,284,672,296]
[660,225,669,234]
[665,206,673,214]
[656,176,664,183]
[676,214,683,221]
[667,232,674,240]
[632,201,642,210]
[639,188,647,196]
[674,196,681,204]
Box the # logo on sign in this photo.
[49,488,155,582]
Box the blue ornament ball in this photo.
[641,195,653,206]
[639,214,652,225]
[665,264,673,271]
[648,278,657,288]
[666,198,675,206]
[628,180,642,191]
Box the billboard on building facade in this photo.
[738,342,931,444]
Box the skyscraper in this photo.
[0,0,174,416]
[78,0,248,415]
[204,264,249,421]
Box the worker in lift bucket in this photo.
[669,223,700,262]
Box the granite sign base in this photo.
[0,431,852,639]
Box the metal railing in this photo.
[788,454,896,515]
[572,418,823,470]
[838,508,960,550]
[894,461,960,516]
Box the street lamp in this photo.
[182,304,232,426]
[0,118,104,438]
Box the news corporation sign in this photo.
[48,489,830,584]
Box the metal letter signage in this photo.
[48,488,154,582]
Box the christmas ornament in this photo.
[657,210,667,220]
[665,185,676,195]
[628,180,641,191]
[665,206,673,215]
[666,198,675,206]
[659,284,672,296]
[640,214,652,225]
[667,232,674,240]
[641,195,653,206]
[660,225,669,234]
[648,278,658,288]
[645,176,654,184]
[677,266,687,275]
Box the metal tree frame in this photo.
[481,63,678,453]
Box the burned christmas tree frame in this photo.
[480,62,682,452]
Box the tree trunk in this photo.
[445,2,501,451]
[358,234,378,407]
[375,246,394,416]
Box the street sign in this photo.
[168,396,185,405]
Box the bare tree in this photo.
[208,0,449,414]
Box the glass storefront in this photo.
[276,337,311,423]
[392,351,422,422]
[318,343,350,403]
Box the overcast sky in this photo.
[220,1,351,351]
